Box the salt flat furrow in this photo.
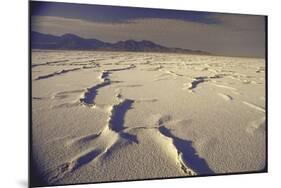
[32,60,69,68]
[105,64,136,72]
[125,115,214,175]
[45,93,138,183]
[79,71,117,107]
[243,101,265,113]
[35,68,81,80]
[157,126,213,175]
[217,93,233,101]
[211,83,237,91]
[182,76,209,92]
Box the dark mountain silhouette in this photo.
[31,32,110,50]
[31,31,210,55]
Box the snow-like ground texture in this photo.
[32,50,266,185]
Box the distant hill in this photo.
[31,31,210,55]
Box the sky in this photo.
[31,1,266,57]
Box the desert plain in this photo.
[31,50,266,185]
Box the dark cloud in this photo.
[31,1,220,24]
[31,2,266,58]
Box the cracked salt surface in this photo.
[31,50,266,186]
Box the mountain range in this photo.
[31,31,210,55]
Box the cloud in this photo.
[31,15,265,57]
[211,14,265,31]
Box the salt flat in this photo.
[31,50,266,186]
